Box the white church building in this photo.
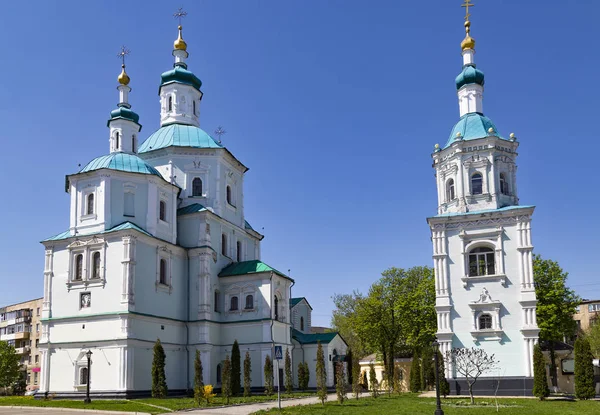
[427,12,539,395]
[38,22,346,397]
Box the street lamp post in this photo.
[84,350,93,404]
[432,341,444,415]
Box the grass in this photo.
[0,392,316,414]
[251,393,600,415]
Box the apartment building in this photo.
[574,299,600,332]
[0,298,43,391]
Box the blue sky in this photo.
[0,1,598,326]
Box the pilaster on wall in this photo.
[43,247,54,318]
[121,236,136,308]
[431,229,449,297]
[197,251,212,319]
[517,220,534,292]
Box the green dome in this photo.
[455,65,485,90]
[138,124,222,153]
[79,153,163,178]
[444,113,508,148]
[160,65,202,92]
[108,106,140,125]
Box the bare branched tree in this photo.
[445,347,498,404]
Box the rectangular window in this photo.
[35,355,39,364]
[124,192,135,217]
[35,339,39,348]
[33,372,38,385]
[36,324,39,332]
[36,308,40,316]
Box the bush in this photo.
[336,364,347,404]
[231,340,241,396]
[285,348,293,394]
[369,363,378,398]
[532,344,549,400]
[193,350,204,406]
[202,385,216,404]
[575,337,595,400]
[151,339,168,398]
[409,356,422,393]
[221,355,232,404]
[264,355,274,396]
[243,351,252,397]
[316,341,327,404]
[352,357,361,398]
[421,347,435,390]
[436,350,450,398]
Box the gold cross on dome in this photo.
[174,7,187,25]
[461,0,475,21]
[117,45,130,66]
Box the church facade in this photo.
[38,23,345,397]
[427,13,539,395]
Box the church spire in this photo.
[108,46,141,153]
[172,8,189,68]
[455,1,485,117]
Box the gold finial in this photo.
[460,0,476,51]
[173,8,188,51]
[116,46,131,85]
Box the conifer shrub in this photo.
[231,340,241,396]
[436,350,450,398]
[297,362,306,392]
[285,348,293,394]
[421,347,435,390]
[409,355,422,393]
[336,364,347,404]
[243,351,252,397]
[264,354,274,396]
[352,357,361,398]
[151,339,168,398]
[532,344,549,400]
[193,350,204,406]
[362,370,369,390]
[369,363,378,398]
[316,341,328,404]
[575,337,596,400]
[221,355,232,404]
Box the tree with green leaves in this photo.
[151,339,168,398]
[264,354,274,396]
[393,365,403,393]
[369,363,378,398]
[297,362,306,392]
[409,356,422,393]
[336,364,347,404]
[303,362,310,391]
[352,357,361,398]
[316,341,327,404]
[284,348,293,394]
[243,351,252,397]
[221,355,232,404]
[421,347,435,390]
[0,341,21,395]
[436,350,450,398]
[532,344,549,400]
[332,292,368,358]
[585,319,600,358]
[533,254,580,388]
[231,341,241,396]
[574,337,595,400]
[346,349,353,386]
[193,350,204,406]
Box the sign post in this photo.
[274,346,283,409]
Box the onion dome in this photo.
[79,153,163,178]
[160,65,202,92]
[455,64,485,90]
[107,106,140,126]
[461,20,476,51]
[444,113,509,148]
[117,64,130,85]
[138,124,222,153]
[174,25,187,51]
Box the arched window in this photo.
[192,178,203,197]
[193,100,196,116]
[75,254,83,280]
[159,259,167,285]
[468,247,495,276]
[86,193,94,215]
[216,364,222,384]
[471,173,483,195]
[132,135,136,152]
[274,296,279,321]
[499,173,509,195]
[446,179,455,201]
[124,192,135,217]
[221,234,228,256]
[245,295,253,310]
[168,96,173,112]
[479,313,493,330]
[159,201,166,221]
[300,316,304,331]
[115,132,120,150]
[230,296,239,311]
[91,252,101,279]
[80,367,88,385]
[236,241,242,262]
[226,185,232,205]
[214,291,220,312]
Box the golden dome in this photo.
[174,25,187,51]
[461,20,476,51]
[118,65,130,86]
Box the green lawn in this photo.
[0,392,316,415]
[252,394,600,415]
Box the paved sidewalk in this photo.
[0,408,149,415]
[177,392,370,415]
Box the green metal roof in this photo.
[444,112,508,149]
[219,260,293,281]
[79,153,164,178]
[290,297,313,310]
[108,106,140,125]
[292,328,338,345]
[431,205,535,219]
[244,220,255,231]
[455,64,485,90]
[177,203,208,216]
[138,124,223,153]
[160,65,202,92]
[42,221,151,242]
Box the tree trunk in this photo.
[468,382,475,404]
[549,345,558,388]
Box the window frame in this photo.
[74,254,84,281]
[91,251,101,280]
[468,247,495,277]
[86,193,95,215]
[226,185,233,206]
[230,295,239,311]
[471,172,483,195]
[245,294,254,310]
[236,240,242,262]
[499,172,509,195]
[168,96,173,112]
[478,313,493,330]
[300,316,304,331]
[191,177,203,197]
[159,259,168,286]
[159,200,167,222]
[221,233,228,257]
[446,178,456,202]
